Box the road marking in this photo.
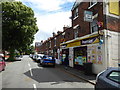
[29,67,33,76]
[33,84,37,90]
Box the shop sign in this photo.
[67,41,80,48]
[81,37,99,45]
[84,10,93,22]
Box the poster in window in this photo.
[75,56,83,65]
[82,56,87,63]
[97,45,102,64]
[87,45,102,64]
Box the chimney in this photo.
[63,25,69,31]
[52,32,56,37]
[57,31,62,35]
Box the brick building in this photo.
[60,0,120,74]
[38,0,119,74]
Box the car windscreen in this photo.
[16,55,20,57]
[107,71,120,84]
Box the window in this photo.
[73,25,80,38]
[90,0,97,6]
[74,29,78,38]
[107,71,120,84]
[88,0,97,9]
[54,38,56,46]
[73,7,78,19]
[0,57,3,61]
[91,19,98,33]
[49,41,51,48]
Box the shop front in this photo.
[74,46,87,70]
[61,34,103,74]
[61,48,69,66]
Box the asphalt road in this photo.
[1,55,94,89]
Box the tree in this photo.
[0,0,15,2]
[2,1,38,60]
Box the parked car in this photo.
[95,67,120,90]
[0,56,6,71]
[36,54,44,63]
[14,55,23,61]
[0,53,4,57]
[32,54,37,60]
[29,54,33,58]
[41,55,55,67]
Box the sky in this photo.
[16,0,76,45]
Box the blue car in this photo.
[41,55,55,67]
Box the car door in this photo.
[98,69,120,88]
[0,57,5,71]
[106,71,120,88]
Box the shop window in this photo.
[91,19,98,33]
[73,7,78,20]
[74,47,87,66]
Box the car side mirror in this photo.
[118,63,120,67]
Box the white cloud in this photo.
[35,11,71,33]
[16,0,75,11]
[34,11,71,44]
[16,0,76,45]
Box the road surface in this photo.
[1,55,94,89]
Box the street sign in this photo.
[84,10,93,22]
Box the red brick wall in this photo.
[64,27,74,41]
[72,2,104,37]
[106,16,120,32]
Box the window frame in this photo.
[88,0,97,9]
[74,29,79,38]
[54,38,56,47]
[73,7,79,20]
[90,19,98,33]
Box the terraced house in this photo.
[38,0,120,74]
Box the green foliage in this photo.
[0,0,15,2]
[2,1,38,60]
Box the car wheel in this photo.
[40,62,42,65]
[2,68,5,71]
[52,64,55,67]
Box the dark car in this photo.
[14,55,23,61]
[41,55,55,67]
[95,67,120,90]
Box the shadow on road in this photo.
[24,66,87,84]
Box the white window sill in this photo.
[88,2,97,9]
[73,16,78,20]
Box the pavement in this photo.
[56,64,96,85]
